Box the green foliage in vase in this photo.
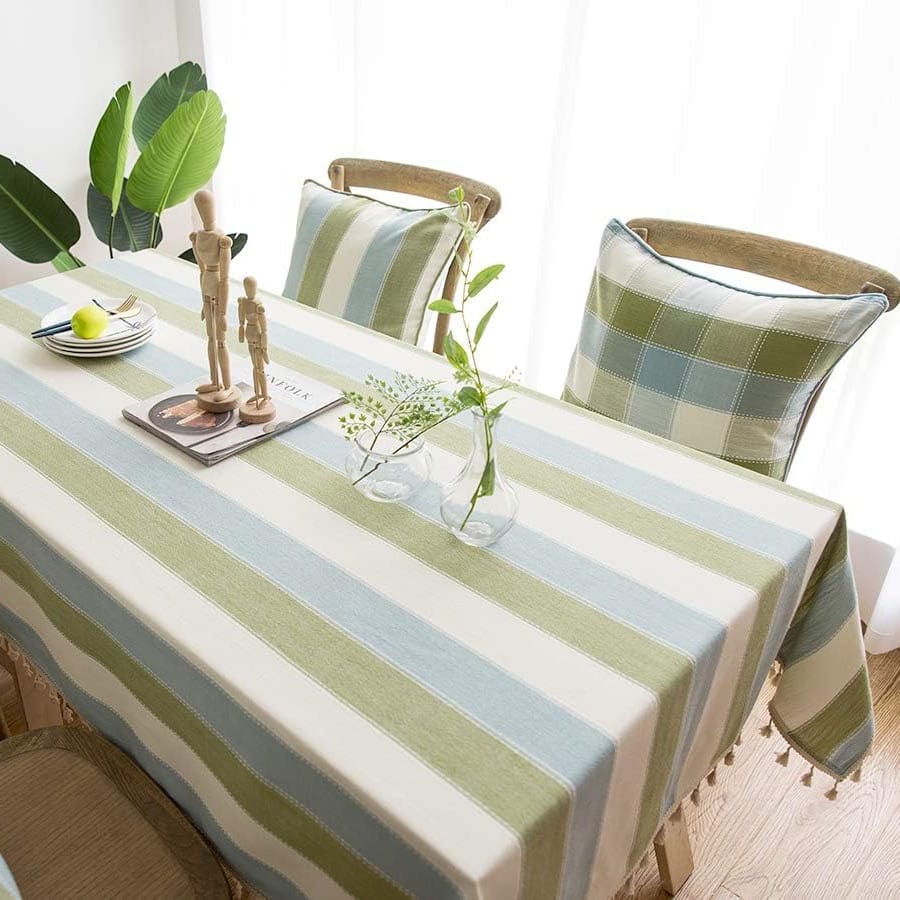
[339,372,464,449]
[428,187,517,521]
[0,61,244,272]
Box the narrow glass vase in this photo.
[440,408,518,547]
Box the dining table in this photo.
[0,250,873,900]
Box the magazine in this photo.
[123,365,345,465]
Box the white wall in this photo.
[0,0,191,287]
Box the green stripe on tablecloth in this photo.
[0,538,405,900]
[11,271,786,862]
[297,196,369,308]
[780,665,871,760]
[0,400,567,900]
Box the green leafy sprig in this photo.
[339,372,465,484]
[428,186,517,527]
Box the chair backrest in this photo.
[625,217,898,446]
[329,158,501,353]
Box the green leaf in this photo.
[474,301,498,345]
[133,61,207,151]
[468,263,504,298]
[179,232,247,263]
[126,90,226,216]
[428,299,458,314]
[443,332,469,368]
[488,400,508,422]
[456,386,481,408]
[89,82,133,216]
[87,180,162,251]
[448,185,465,204]
[0,155,80,264]
[51,250,84,272]
[477,458,496,498]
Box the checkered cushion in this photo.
[563,219,888,479]
[283,180,464,344]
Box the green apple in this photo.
[71,304,108,339]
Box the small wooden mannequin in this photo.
[237,276,276,424]
[191,190,241,412]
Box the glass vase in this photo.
[345,431,432,503]
[440,408,518,547]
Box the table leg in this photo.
[654,803,694,895]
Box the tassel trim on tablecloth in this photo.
[0,633,81,726]
[762,659,866,800]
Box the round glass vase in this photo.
[345,431,432,503]
[440,408,518,547]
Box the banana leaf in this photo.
[126,91,226,238]
[179,232,247,263]
[52,251,84,272]
[89,82,133,218]
[0,155,81,264]
[133,61,206,151]
[87,180,162,252]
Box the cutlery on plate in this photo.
[31,295,143,339]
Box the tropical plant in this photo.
[0,61,245,272]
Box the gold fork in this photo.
[92,295,142,326]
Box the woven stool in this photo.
[0,727,230,899]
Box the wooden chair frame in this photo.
[626,217,899,454]
[328,158,502,354]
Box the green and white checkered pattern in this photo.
[564,220,888,479]
[283,180,464,344]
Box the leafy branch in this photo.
[428,186,517,528]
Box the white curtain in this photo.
[198,0,900,650]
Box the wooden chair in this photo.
[329,158,502,354]
[0,727,231,898]
[626,217,900,445]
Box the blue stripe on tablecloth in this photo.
[282,189,339,299]
[0,505,461,900]
[779,561,857,665]
[827,714,874,775]
[0,602,305,900]
[342,209,425,328]
[0,360,614,900]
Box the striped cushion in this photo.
[283,180,464,343]
[564,219,888,479]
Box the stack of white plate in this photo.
[40,302,158,358]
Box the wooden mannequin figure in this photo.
[191,190,241,412]
[237,276,276,424]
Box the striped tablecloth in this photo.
[0,252,872,900]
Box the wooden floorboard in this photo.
[630,651,900,899]
[2,652,898,898]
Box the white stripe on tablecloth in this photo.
[0,378,521,898]
[316,200,402,318]
[0,570,351,900]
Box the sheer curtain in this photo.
[197,0,900,650]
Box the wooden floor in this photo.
[2,654,900,898]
